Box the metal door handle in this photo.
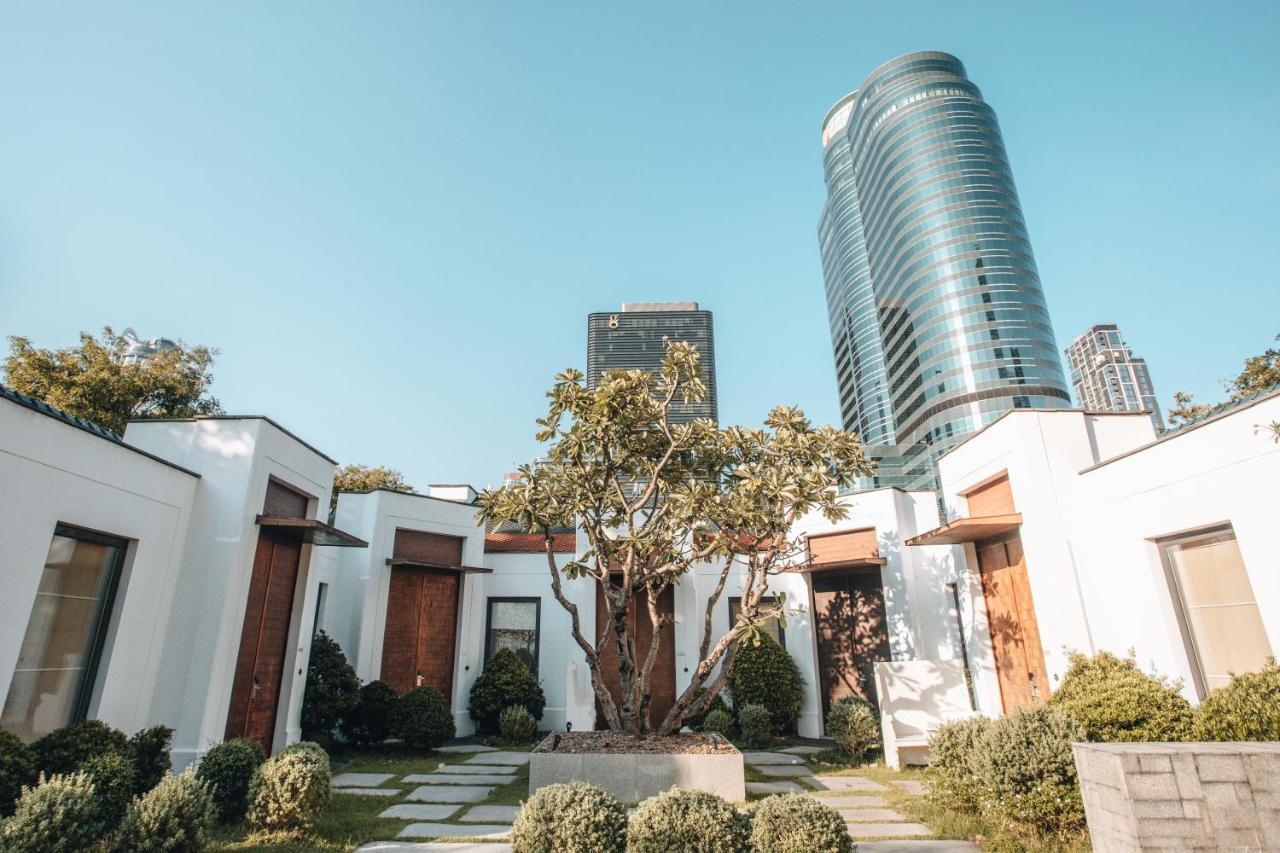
[252,677,261,701]
[416,671,424,688]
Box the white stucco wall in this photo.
[0,399,199,742]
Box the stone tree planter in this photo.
[528,732,746,803]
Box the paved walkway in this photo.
[354,745,978,852]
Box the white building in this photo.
[2,380,1276,766]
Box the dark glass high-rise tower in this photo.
[586,302,718,424]
[818,51,1070,489]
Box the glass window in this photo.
[1163,528,1272,694]
[485,598,540,673]
[729,597,785,648]
[2,525,127,741]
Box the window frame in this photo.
[483,596,542,674]
[727,596,785,649]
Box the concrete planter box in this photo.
[529,735,746,803]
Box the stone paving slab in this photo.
[858,842,979,852]
[379,804,462,821]
[398,824,511,840]
[746,781,807,795]
[462,751,530,766]
[334,787,402,797]
[334,772,396,787]
[846,822,932,838]
[807,775,888,792]
[780,745,827,755]
[437,744,499,754]
[405,785,495,803]
[358,845,511,853]
[743,751,806,765]
[888,779,927,795]
[839,808,908,822]
[809,795,887,808]
[460,805,520,823]
[756,765,812,777]
[434,764,517,775]
[404,774,515,786]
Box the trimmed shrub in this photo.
[279,740,330,763]
[195,738,266,822]
[1196,662,1280,741]
[30,719,128,777]
[115,770,215,853]
[469,649,546,734]
[926,714,991,813]
[499,705,538,744]
[510,781,627,853]
[827,696,880,759]
[0,729,36,818]
[750,793,854,853]
[628,787,751,853]
[82,751,137,833]
[247,744,331,832]
[971,705,1086,839]
[300,630,360,738]
[1,771,105,852]
[393,687,457,750]
[340,680,399,746]
[684,688,731,731]
[738,703,774,748]
[1050,650,1195,743]
[728,635,804,734]
[700,708,735,738]
[128,725,174,795]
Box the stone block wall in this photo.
[1073,742,1280,851]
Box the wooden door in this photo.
[813,568,892,719]
[594,583,676,729]
[380,567,460,698]
[225,530,302,753]
[977,534,1048,713]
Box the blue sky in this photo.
[2,2,1278,489]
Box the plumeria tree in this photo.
[476,343,872,735]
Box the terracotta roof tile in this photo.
[484,532,576,554]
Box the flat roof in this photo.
[1,384,201,478]
[128,414,338,465]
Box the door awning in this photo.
[784,556,888,573]
[905,513,1022,546]
[386,558,493,574]
[256,516,369,548]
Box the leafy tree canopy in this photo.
[1168,333,1280,433]
[476,341,871,734]
[4,327,221,434]
[331,464,415,511]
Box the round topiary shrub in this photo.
[971,705,1086,839]
[510,781,627,853]
[300,630,360,738]
[195,738,266,822]
[340,680,399,746]
[827,696,880,759]
[499,705,538,744]
[469,649,546,734]
[0,729,36,818]
[1050,650,1195,743]
[115,770,215,853]
[750,793,853,853]
[728,635,804,734]
[1,771,106,853]
[628,787,751,853]
[738,703,774,748]
[82,750,137,833]
[684,688,731,731]
[247,744,331,833]
[700,708,735,738]
[128,725,174,795]
[30,719,129,777]
[393,686,457,750]
[926,714,991,814]
[1196,662,1280,741]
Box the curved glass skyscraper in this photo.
[818,51,1069,489]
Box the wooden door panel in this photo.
[381,567,459,700]
[814,569,891,720]
[416,572,459,697]
[225,532,302,754]
[978,535,1047,713]
[380,569,423,694]
[594,583,675,729]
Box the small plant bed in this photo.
[534,731,737,754]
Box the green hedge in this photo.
[393,687,456,750]
[195,738,266,822]
[468,649,546,734]
[510,781,627,853]
[247,743,331,832]
[0,771,105,852]
[627,788,750,853]
[750,793,853,853]
[0,729,36,818]
[301,631,360,738]
[1050,650,1195,742]
[826,696,880,759]
[116,770,215,853]
[340,680,399,746]
[1196,661,1280,741]
[727,636,804,734]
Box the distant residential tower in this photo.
[1065,324,1163,429]
[586,302,718,424]
[817,51,1070,489]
